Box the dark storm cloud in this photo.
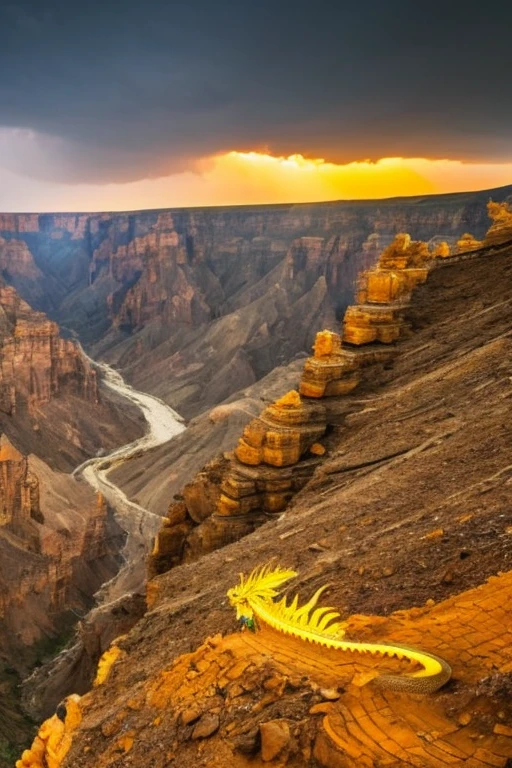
[1,0,511,183]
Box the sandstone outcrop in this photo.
[148,199,512,580]
[0,434,41,538]
[342,232,433,345]
[456,232,483,252]
[149,232,449,574]
[233,390,325,468]
[150,392,327,570]
[455,199,512,253]
[0,283,145,760]
[56,571,512,768]
[300,232,439,399]
[484,199,512,245]
[0,284,97,414]
[299,330,359,398]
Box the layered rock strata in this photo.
[0,284,97,415]
[0,434,41,540]
[456,199,512,252]
[341,233,434,346]
[151,392,327,570]
[484,199,512,245]
[0,283,144,759]
[150,231,451,574]
[16,213,512,768]
[232,390,326,468]
[300,232,452,398]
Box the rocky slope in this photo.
[18,221,512,767]
[1,185,511,418]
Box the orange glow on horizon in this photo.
[3,149,512,212]
[192,151,512,204]
[111,150,512,212]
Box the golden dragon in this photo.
[227,563,451,694]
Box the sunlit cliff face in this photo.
[2,144,512,212]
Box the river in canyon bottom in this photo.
[73,350,186,604]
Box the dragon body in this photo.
[227,564,451,694]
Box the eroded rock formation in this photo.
[0,284,97,414]
[0,282,144,759]
[342,232,433,345]
[456,199,512,253]
[484,199,512,245]
[233,390,326,468]
[151,393,327,570]
[150,231,452,573]
[0,434,41,537]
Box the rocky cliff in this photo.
[1,185,511,418]
[0,283,144,761]
[0,283,97,415]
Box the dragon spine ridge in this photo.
[227,563,451,694]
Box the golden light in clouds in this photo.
[196,151,512,204]
[199,152,437,201]
[3,150,512,212]
[102,151,512,211]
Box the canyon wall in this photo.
[0,282,143,761]
[0,283,97,416]
[1,185,511,417]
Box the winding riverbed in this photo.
[74,351,186,602]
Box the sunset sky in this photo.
[1,1,512,211]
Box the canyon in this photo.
[0,187,511,766]
[1,185,510,420]
[0,281,144,761]
[16,200,512,768]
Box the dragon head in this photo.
[227,563,297,621]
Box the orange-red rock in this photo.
[457,232,483,252]
[234,390,325,467]
[0,434,41,533]
[342,303,404,345]
[484,200,512,246]
[0,284,97,414]
[299,330,360,398]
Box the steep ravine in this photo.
[74,350,186,601]
[21,355,186,723]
